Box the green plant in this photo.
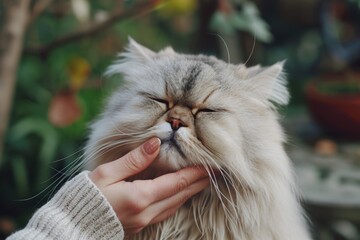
[317,81,360,95]
[210,0,272,43]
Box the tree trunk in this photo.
[0,0,30,164]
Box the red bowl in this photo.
[305,82,360,140]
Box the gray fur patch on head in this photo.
[182,63,202,93]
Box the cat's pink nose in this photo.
[167,118,185,131]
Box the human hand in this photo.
[89,138,210,235]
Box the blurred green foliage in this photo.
[317,81,360,95]
[2,0,359,239]
[210,1,272,42]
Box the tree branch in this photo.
[27,0,54,27]
[24,1,155,56]
[0,0,31,164]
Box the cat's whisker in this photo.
[185,136,234,201]
[86,129,155,152]
[82,129,158,169]
[89,129,155,143]
[212,33,231,64]
[30,149,88,200]
[108,113,159,137]
[51,147,84,163]
[180,131,255,230]
[46,160,87,202]
[200,158,243,226]
[16,151,87,203]
[243,30,257,67]
[50,153,88,186]
[220,167,256,220]
[183,139,239,226]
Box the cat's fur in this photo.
[84,38,312,240]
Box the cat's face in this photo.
[85,39,289,180]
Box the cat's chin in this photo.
[126,141,191,181]
[156,142,189,170]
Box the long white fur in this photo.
[84,39,312,240]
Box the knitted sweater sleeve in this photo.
[7,171,124,240]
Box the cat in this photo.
[84,38,312,240]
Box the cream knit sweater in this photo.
[7,171,125,240]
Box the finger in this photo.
[90,138,161,186]
[122,178,209,230]
[124,227,144,235]
[145,166,209,203]
[146,178,210,225]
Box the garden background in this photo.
[1,0,360,239]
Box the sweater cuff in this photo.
[8,171,124,240]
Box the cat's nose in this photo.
[167,117,186,131]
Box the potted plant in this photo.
[305,72,360,139]
[305,0,360,140]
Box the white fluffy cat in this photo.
[84,38,312,240]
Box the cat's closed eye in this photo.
[149,97,169,109]
[197,108,216,113]
[149,98,170,113]
[140,92,170,111]
[194,108,216,117]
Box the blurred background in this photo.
[1,0,360,239]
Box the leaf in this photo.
[48,90,82,127]
[230,12,248,30]
[9,118,59,186]
[210,11,235,35]
[18,57,43,89]
[210,2,273,43]
[242,1,259,16]
[68,57,91,91]
[247,18,273,43]
[11,157,29,196]
[157,0,198,17]
[240,2,273,43]
[71,0,91,23]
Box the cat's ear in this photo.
[158,46,176,56]
[122,37,155,62]
[241,61,289,106]
[246,65,263,78]
[237,64,262,79]
[106,38,155,76]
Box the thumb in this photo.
[90,138,161,186]
[120,137,161,179]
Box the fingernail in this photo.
[144,138,161,154]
